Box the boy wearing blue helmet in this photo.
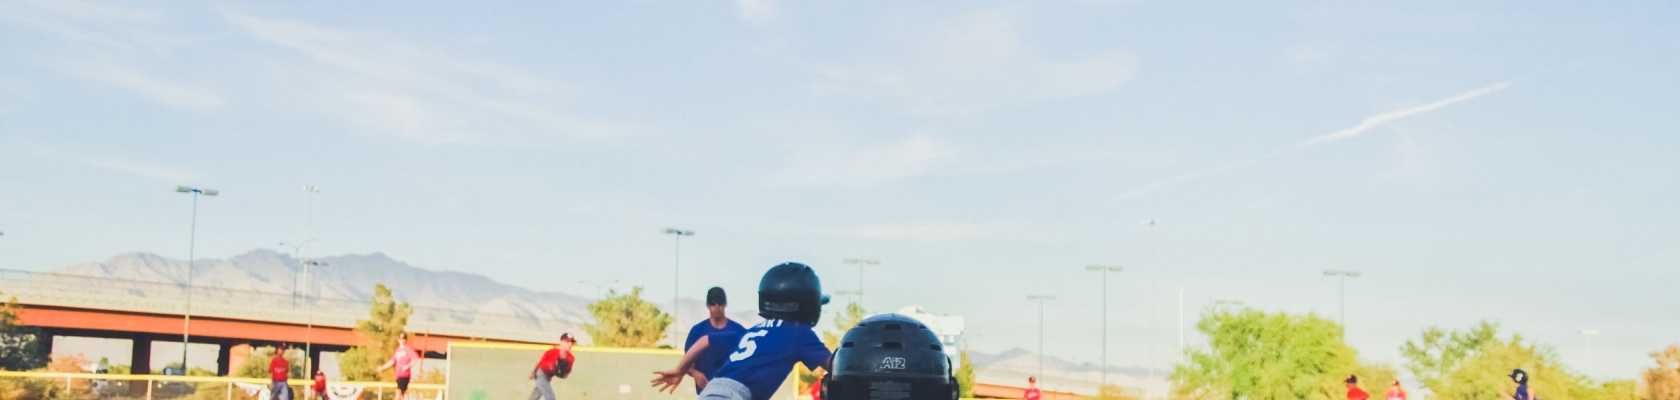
[652,262,833,400]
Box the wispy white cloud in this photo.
[1297,81,1511,147]
[221,11,621,145]
[29,145,203,183]
[67,62,225,111]
[0,0,192,52]
[1119,80,1513,199]
[786,220,1062,243]
[3,1,221,111]
[834,223,997,242]
[773,134,958,187]
[734,0,777,24]
[812,7,1137,116]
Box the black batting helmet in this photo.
[823,313,958,400]
[757,262,829,325]
[1510,368,1528,384]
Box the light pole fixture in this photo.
[663,227,695,335]
[1322,269,1361,335]
[1026,294,1056,380]
[174,185,218,371]
[842,258,879,308]
[1084,264,1123,396]
[302,259,327,375]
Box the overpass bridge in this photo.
[1,269,570,375]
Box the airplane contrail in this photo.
[1297,80,1512,147]
[1118,80,1513,200]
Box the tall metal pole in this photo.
[843,258,879,309]
[1085,265,1122,396]
[303,260,326,376]
[1026,295,1055,380]
[300,185,319,377]
[1323,269,1361,336]
[183,192,196,370]
[175,186,217,371]
[663,228,694,338]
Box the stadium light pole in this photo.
[835,290,863,306]
[663,228,695,334]
[1212,299,1246,311]
[280,240,315,306]
[175,185,218,371]
[1322,269,1361,335]
[1085,265,1123,396]
[1026,294,1056,380]
[842,258,879,309]
[283,185,321,307]
[302,259,327,375]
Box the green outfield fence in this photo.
[0,370,445,399]
[446,342,798,400]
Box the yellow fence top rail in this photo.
[449,341,682,356]
[0,370,445,389]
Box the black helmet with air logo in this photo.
[823,313,957,400]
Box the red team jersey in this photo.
[1348,387,1371,400]
[1024,387,1041,400]
[269,355,289,382]
[537,348,575,375]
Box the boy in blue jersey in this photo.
[653,262,833,400]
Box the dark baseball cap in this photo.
[560,333,577,343]
[706,287,727,305]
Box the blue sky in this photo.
[2,0,1677,381]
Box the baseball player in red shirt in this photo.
[270,343,293,400]
[1024,376,1041,400]
[311,370,327,399]
[528,333,578,400]
[1346,375,1370,400]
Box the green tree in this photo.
[1399,321,1499,392]
[820,302,869,349]
[1590,380,1639,400]
[1171,308,1356,400]
[1352,362,1398,398]
[0,294,48,371]
[1088,384,1142,400]
[1643,344,1680,400]
[1429,335,1573,400]
[338,284,412,381]
[583,287,672,348]
[956,350,976,398]
[234,346,306,379]
[1399,322,1633,400]
[801,302,868,390]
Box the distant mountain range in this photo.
[40,249,753,344]
[33,249,1167,395]
[968,347,1168,395]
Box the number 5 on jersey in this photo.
[729,331,771,362]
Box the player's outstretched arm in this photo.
[796,329,834,374]
[651,336,710,393]
[686,369,709,390]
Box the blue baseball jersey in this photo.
[706,319,832,400]
[1514,383,1530,400]
[685,319,746,380]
